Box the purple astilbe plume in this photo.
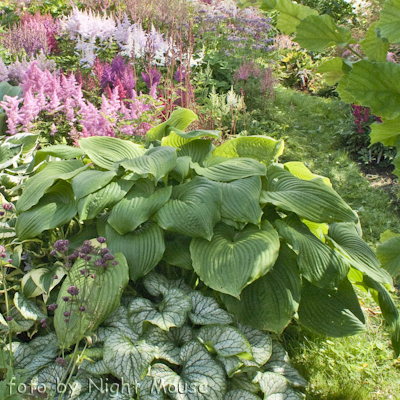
[141,68,162,89]
[101,63,114,89]
[0,58,8,82]
[174,66,187,83]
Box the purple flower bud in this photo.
[2,203,12,211]
[50,250,57,257]
[47,303,58,311]
[62,296,70,302]
[100,248,110,255]
[67,286,79,296]
[40,318,47,324]
[80,269,87,275]
[111,261,118,266]
[91,274,96,279]
[85,256,92,261]
[64,318,69,323]
[53,275,58,280]
[8,259,13,263]
[42,323,48,328]
[97,237,106,244]
[103,253,115,261]
[0,211,4,216]
[83,240,92,246]
[94,259,104,267]
[55,357,67,367]
[79,306,85,312]
[63,311,70,317]
[79,253,86,258]
[1,253,6,258]
[6,316,13,321]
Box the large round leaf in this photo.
[154,176,222,240]
[262,166,357,223]
[191,221,280,298]
[221,244,301,333]
[298,278,365,337]
[16,181,77,240]
[106,221,165,281]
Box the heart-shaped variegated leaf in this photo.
[224,390,262,400]
[148,341,226,400]
[218,356,244,378]
[120,147,177,183]
[262,166,357,223]
[221,243,300,333]
[79,136,145,170]
[276,219,349,289]
[265,360,308,388]
[31,364,65,397]
[128,288,191,334]
[327,223,392,285]
[0,306,34,334]
[108,182,172,235]
[16,159,86,214]
[228,372,261,393]
[82,359,110,376]
[163,233,193,270]
[16,181,77,240]
[191,221,280,298]
[298,278,365,337]
[188,292,234,325]
[217,176,263,225]
[72,169,117,201]
[254,371,303,400]
[13,292,47,321]
[197,325,252,358]
[154,176,222,240]
[103,332,156,384]
[78,180,133,221]
[212,136,284,166]
[192,158,267,182]
[106,221,165,281]
[54,253,129,349]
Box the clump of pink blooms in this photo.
[0,62,160,140]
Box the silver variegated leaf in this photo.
[197,325,252,358]
[264,361,307,388]
[81,359,110,376]
[217,356,244,378]
[188,292,234,325]
[224,389,262,400]
[137,375,167,399]
[144,272,172,296]
[254,371,303,400]
[103,332,156,385]
[228,372,260,393]
[13,292,47,321]
[31,363,66,396]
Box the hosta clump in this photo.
[9,108,400,358]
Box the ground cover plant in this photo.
[1,0,400,399]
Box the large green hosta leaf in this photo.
[79,136,145,170]
[72,169,117,200]
[161,128,220,147]
[0,142,22,170]
[283,162,331,186]
[193,158,267,182]
[34,144,85,165]
[54,253,129,349]
[295,14,352,52]
[148,341,226,400]
[154,176,222,240]
[276,219,349,289]
[327,223,392,285]
[163,233,193,270]
[191,221,280,298]
[109,180,171,235]
[146,108,198,142]
[377,0,400,43]
[212,136,284,166]
[16,181,77,240]
[376,232,400,276]
[338,60,400,119]
[78,180,133,221]
[120,147,177,183]
[262,166,356,223]
[106,221,165,281]
[177,140,214,164]
[298,278,365,337]
[104,332,156,385]
[16,159,85,213]
[221,243,301,333]
[217,176,263,225]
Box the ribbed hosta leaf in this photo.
[79,136,145,170]
[221,243,300,333]
[188,292,234,325]
[13,292,47,321]
[78,180,133,221]
[163,233,193,270]
[103,332,156,384]
[0,306,34,333]
[161,128,220,147]
[212,136,284,165]
[35,144,85,164]
[192,158,267,182]
[376,234,400,276]
[191,221,280,298]
[255,371,303,400]
[217,176,262,225]
[128,288,191,334]
[16,181,77,240]
[146,108,198,142]
[171,156,192,182]
[224,390,261,400]
[283,162,331,186]
[197,325,252,358]
[177,140,214,163]
[54,253,129,349]
[0,142,22,169]
[262,166,356,223]
[327,223,392,285]
[276,219,349,289]
[16,159,85,213]
[108,182,172,235]
[377,0,400,43]
[275,0,318,34]
[106,221,165,281]
[72,169,117,200]
[149,341,226,400]
[295,14,352,52]
[154,176,222,240]
[120,147,177,183]
[29,264,65,294]
[298,278,365,337]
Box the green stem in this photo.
[1,263,13,368]
[345,45,364,60]
[57,340,80,400]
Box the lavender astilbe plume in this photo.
[0,96,23,135]
[141,68,162,89]
[0,59,8,82]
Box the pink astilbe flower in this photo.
[0,96,24,135]
[20,87,41,129]
[0,58,8,82]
